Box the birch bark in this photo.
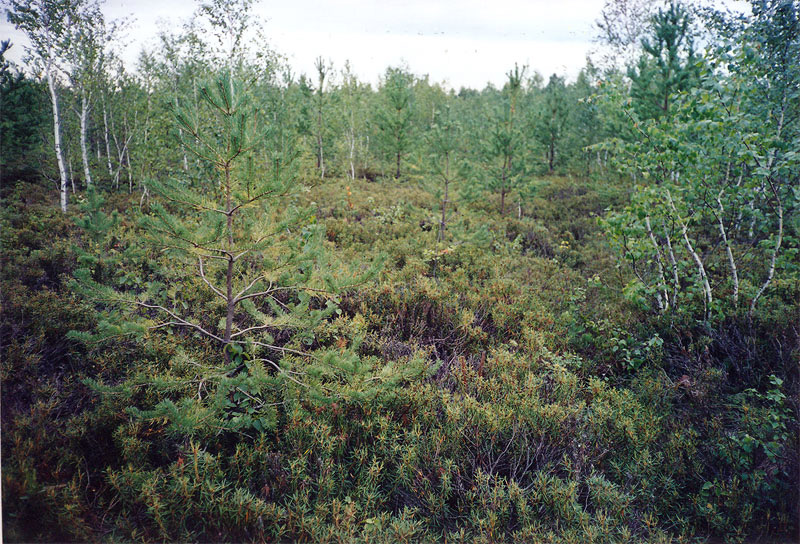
[79,88,93,187]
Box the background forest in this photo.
[1,0,798,542]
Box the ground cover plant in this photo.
[2,0,798,542]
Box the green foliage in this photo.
[4,166,798,542]
[533,74,569,173]
[375,67,415,179]
[628,1,700,120]
[480,65,531,214]
[2,1,799,542]
[602,1,799,321]
[0,41,49,181]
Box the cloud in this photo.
[1,0,601,89]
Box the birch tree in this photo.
[7,0,76,211]
[339,61,370,180]
[65,0,117,188]
[601,0,799,321]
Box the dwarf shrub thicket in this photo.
[2,167,797,542]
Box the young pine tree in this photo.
[534,74,569,174]
[73,75,335,368]
[72,75,418,437]
[376,67,415,179]
[485,65,527,214]
[628,1,700,120]
[426,103,462,242]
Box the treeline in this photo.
[5,0,615,207]
[5,0,798,321]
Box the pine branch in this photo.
[134,300,223,343]
[198,256,227,301]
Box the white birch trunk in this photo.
[662,220,680,309]
[123,110,134,193]
[45,62,68,212]
[645,215,669,312]
[749,188,783,316]
[749,98,786,315]
[80,88,93,187]
[175,95,188,171]
[667,189,712,318]
[103,98,113,175]
[126,144,133,193]
[717,192,739,305]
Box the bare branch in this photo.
[230,323,276,338]
[198,256,228,301]
[236,285,333,304]
[234,276,270,303]
[247,340,319,361]
[134,300,224,343]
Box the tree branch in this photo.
[198,256,227,302]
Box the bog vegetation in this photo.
[1,0,798,542]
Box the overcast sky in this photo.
[3,0,617,89]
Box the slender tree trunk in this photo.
[68,155,75,194]
[749,98,786,315]
[662,220,680,309]
[749,186,783,317]
[175,95,188,172]
[717,191,739,306]
[500,179,506,215]
[645,215,669,312]
[318,133,324,179]
[110,114,122,189]
[192,78,202,170]
[500,151,511,215]
[223,164,235,361]
[317,108,324,178]
[46,62,68,212]
[363,134,370,174]
[139,88,152,184]
[667,189,712,319]
[395,151,401,179]
[438,151,449,242]
[125,142,133,193]
[80,88,93,187]
[103,98,113,175]
[348,128,356,180]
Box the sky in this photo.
[1,0,626,89]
